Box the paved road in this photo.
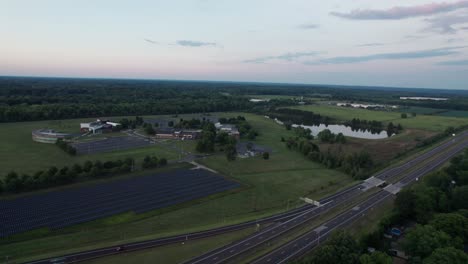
[251,137,468,264]
[185,133,468,264]
[27,132,468,264]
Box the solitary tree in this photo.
[262,152,270,160]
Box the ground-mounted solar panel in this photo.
[72,136,152,155]
[0,169,240,237]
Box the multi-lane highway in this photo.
[28,132,468,264]
[251,135,468,264]
[186,132,468,264]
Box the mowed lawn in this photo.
[0,113,355,262]
[0,118,193,177]
[288,105,468,132]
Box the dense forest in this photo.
[2,77,468,122]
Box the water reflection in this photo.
[292,124,389,139]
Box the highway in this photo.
[186,132,468,264]
[28,132,468,264]
[250,136,468,264]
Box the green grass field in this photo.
[437,110,468,118]
[0,118,196,177]
[0,112,357,262]
[396,106,447,115]
[288,104,468,132]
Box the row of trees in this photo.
[416,125,468,148]
[284,137,373,179]
[0,154,171,195]
[298,231,393,264]
[359,150,468,263]
[317,129,346,144]
[196,122,217,153]
[142,155,167,169]
[269,108,333,126]
[345,118,384,133]
[118,116,144,130]
[56,139,77,155]
[0,158,134,194]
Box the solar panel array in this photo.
[0,169,240,238]
[72,136,152,155]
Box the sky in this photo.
[1,0,468,89]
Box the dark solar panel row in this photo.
[0,169,239,238]
[72,136,152,155]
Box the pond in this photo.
[292,124,389,139]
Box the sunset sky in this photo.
[2,0,468,89]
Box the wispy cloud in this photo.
[297,23,319,30]
[176,40,217,47]
[437,59,468,65]
[447,38,464,43]
[244,52,320,64]
[330,1,468,20]
[144,38,158,44]
[424,12,468,34]
[404,35,427,40]
[306,46,466,65]
[357,43,385,47]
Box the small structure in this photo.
[215,123,240,140]
[80,119,120,134]
[236,142,271,158]
[32,129,71,144]
[155,128,202,140]
[155,128,176,139]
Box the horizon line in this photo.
[0,74,466,92]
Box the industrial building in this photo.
[32,129,71,144]
[80,119,120,134]
[155,128,202,140]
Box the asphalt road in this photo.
[251,136,468,264]
[186,133,468,264]
[27,132,468,264]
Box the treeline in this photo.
[343,119,403,136]
[56,139,77,156]
[297,231,393,264]
[142,155,167,169]
[0,78,253,122]
[174,118,210,129]
[317,129,346,144]
[0,158,134,194]
[0,155,171,195]
[196,122,238,161]
[268,108,333,126]
[196,122,217,153]
[416,125,468,148]
[283,137,373,179]
[220,115,258,139]
[119,116,144,129]
[359,150,468,263]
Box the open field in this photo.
[1,111,458,262]
[316,128,437,166]
[396,106,447,115]
[288,104,468,132]
[437,110,468,118]
[0,118,196,177]
[0,112,356,262]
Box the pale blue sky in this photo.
[1,0,468,89]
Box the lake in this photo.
[292,124,389,139]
